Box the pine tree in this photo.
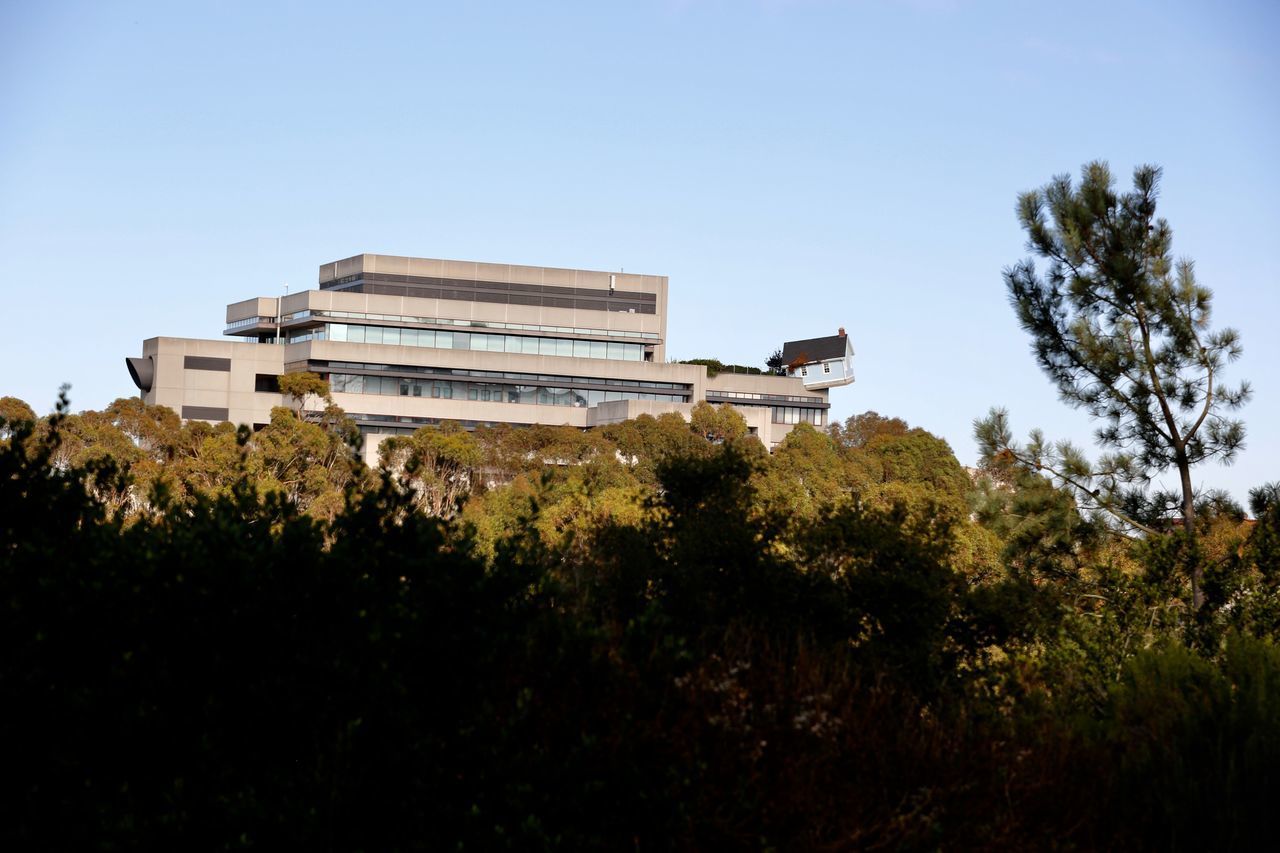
[978,162,1249,608]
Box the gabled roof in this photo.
[782,334,848,366]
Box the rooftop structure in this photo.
[126,253,853,461]
[781,328,856,390]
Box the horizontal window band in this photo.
[348,413,535,430]
[321,271,657,302]
[277,312,658,343]
[706,393,828,409]
[306,361,690,392]
[184,355,231,372]
[352,284,657,314]
[181,405,229,421]
[328,374,686,407]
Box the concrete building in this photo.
[125,253,853,462]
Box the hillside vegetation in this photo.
[3,390,1280,849]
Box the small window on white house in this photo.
[800,366,808,376]
[823,363,832,374]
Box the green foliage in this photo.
[0,395,37,442]
[828,410,909,450]
[380,421,483,517]
[277,370,331,408]
[991,161,1249,557]
[6,393,1280,848]
[600,412,705,485]
[971,459,1099,581]
[1099,635,1280,848]
[755,422,848,519]
[677,357,762,377]
[689,400,750,444]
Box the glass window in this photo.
[587,389,605,406]
[347,325,366,343]
[384,328,402,346]
[625,344,642,361]
[437,332,453,349]
[453,332,470,350]
[556,339,573,357]
[823,362,831,374]
[521,337,540,354]
[539,338,558,356]
[365,326,383,345]
[505,335,522,353]
[606,342,625,360]
[329,324,347,342]
[590,341,607,360]
[573,340,591,358]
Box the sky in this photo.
[2,0,1277,504]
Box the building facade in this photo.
[126,254,852,462]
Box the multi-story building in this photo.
[125,253,853,462]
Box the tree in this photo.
[828,411,909,450]
[689,401,748,444]
[0,397,36,441]
[765,349,787,376]
[755,422,847,519]
[379,422,484,518]
[981,162,1249,608]
[598,413,707,485]
[278,371,332,421]
[253,405,361,519]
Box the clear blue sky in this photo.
[2,0,1276,503]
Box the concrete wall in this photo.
[142,337,284,427]
[311,254,669,361]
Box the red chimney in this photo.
[838,327,846,337]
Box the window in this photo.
[823,362,831,374]
[800,366,808,376]
[254,374,281,393]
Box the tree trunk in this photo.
[1178,456,1202,610]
